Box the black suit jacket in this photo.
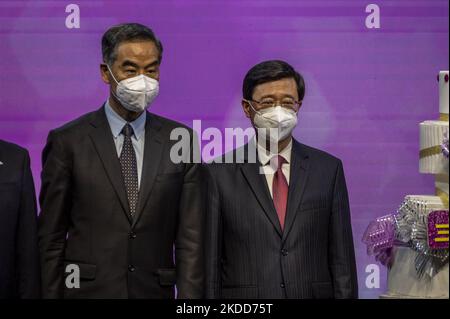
[205,139,358,299]
[0,140,40,298]
[38,107,204,299]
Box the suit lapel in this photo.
[88,107,132,224]
[282,140,310,244]
[131,112,163,228]
[240,144,283,238]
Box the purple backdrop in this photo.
[0,0,448,298]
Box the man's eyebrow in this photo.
[282,94,297,100]
[120,60,159,69]
[258,94,276,100]
[121,60,139,68]
[259,94,296,100]
[144,60,159,69]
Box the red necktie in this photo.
[272,155,288,230]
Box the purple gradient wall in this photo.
[0,0,448,298]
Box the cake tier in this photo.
[383,246,449,299]
[419,120,449,174]
[403,194,445,207]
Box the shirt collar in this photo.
[255,136,292,166]
[104,99,146,140]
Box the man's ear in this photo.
[100,63,110,84]
[242,100,252,119]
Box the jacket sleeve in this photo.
[16,149,41,298]
[204,165,222,299]
[328,160,358,298]
[175,132,205,298]
[38,130,72,299]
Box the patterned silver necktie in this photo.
[119,123,139,219]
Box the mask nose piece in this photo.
[274,106,284,122]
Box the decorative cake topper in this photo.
[428,210,449,250]
[362,197,449,278]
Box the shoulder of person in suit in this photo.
[293,139,342,166]
[0,139,29,164]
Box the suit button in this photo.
[129,232,136,239]
[280,283,285,288]
[128,265,135,272]
[281,249,288,256]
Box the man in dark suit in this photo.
[0,140,40,298]
[205,60,358,299]
[38,23,204,299]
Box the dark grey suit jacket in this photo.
[0,140,40,298]
[205,139,358,299]
[38,106,205,299]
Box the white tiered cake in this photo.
[382,71,449,299]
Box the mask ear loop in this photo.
[244,99,263,115]
[244,99,273,147]
[105,64,121,85]
[105,64,128,107]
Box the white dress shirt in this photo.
[104,100,146,189]
[256,137,292,198]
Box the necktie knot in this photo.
[271,155,286,171]
[121,123,134,138]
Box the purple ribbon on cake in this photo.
[362,214,398,267]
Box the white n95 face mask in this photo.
[250,104,298,142]
[107,65,159,112]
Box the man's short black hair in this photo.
[102,23,163,65]
[243,60,305,101]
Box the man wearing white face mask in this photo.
[205,60,358,299]
[38,23,204,299]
